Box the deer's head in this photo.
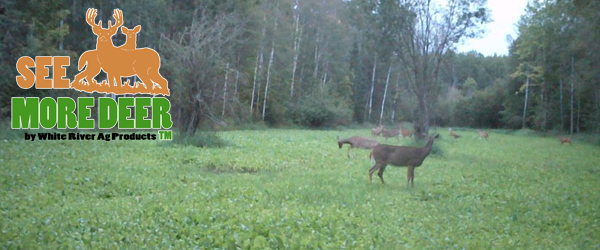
[86,8,123,47]
[121,25,141,40]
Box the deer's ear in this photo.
[121,26,128,33]
[133,25,141,33]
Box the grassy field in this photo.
[1,128,599,249]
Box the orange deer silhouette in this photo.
[72,9,169,96]
[119,25,140,50]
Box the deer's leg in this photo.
[73,70,86,85]
[74,64,102,86]
[377,165,387,184]
[148,68,169,94]
[407,166,415,188]
[347,147,351,158]
[410,169,415,187]
[368,163,383,183]
[107,74,120,88]
[136,70,155,93]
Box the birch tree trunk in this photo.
[250,52,260,114]
[542,79,547,131]
[379,65,392,125]
[256,52,264,114]
[391,74,400,123]
[290,0,301,98]
[321,59,329,89]
[313,28,320,78]
[541,50,547,131]
[253,15,268,115]
[570,56,575,135]
[560,77,564,130]
[59,20,64,50]
[262,42,275,120]
[222,62,229,117]
[522,72,530,129]
[233,56,240,100]
[577,80,581,133]
[368,54,377,122]
[262,1,279,121]
[320,38,329,91]
[233,69,239,100]
[596,88,600,132]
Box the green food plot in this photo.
[1,129,599,249]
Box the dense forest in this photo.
[1,0,599,137]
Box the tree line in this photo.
[1,0,598,137]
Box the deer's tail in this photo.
[78,52,91,71]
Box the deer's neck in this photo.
[339,139,351,145]
[420,139,435,158]
[96,39,117,51]
[124,39,136,48]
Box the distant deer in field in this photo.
[477,130,489,140]
[400,127,413,139]
[381,128,400,142]
[337,136,379,158]
[368,134,440,187]
[558,136,572,145]
[449,128,461,139]
[371,125,383,137]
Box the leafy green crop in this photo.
[1,129,599,249]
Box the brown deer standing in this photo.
[449,128,461,139]
[371,125,384,137]
[369,134,440,187]
[337,136,379,158]
[477,130,489,140]
[558,136,572,145]
[400,127,413,139]
[381,128,400,142]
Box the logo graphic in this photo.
[72,9,170,96]
[12,8,173,134]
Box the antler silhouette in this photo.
[85,8,99,28]
[108,9,123,32]
[85,8,123,30]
